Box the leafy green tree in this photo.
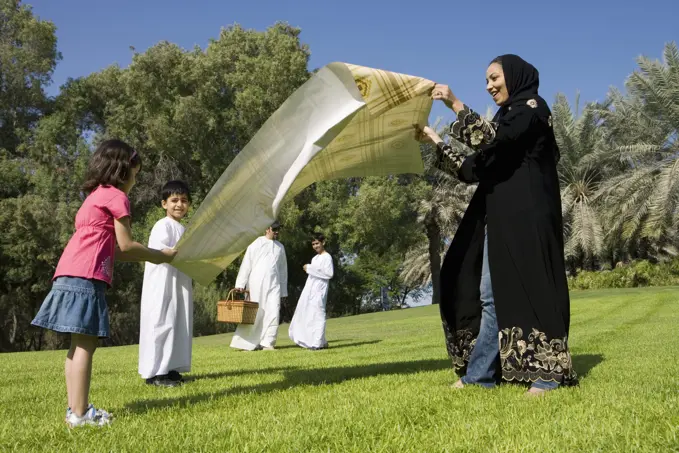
[0,0,60,161]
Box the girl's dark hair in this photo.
[489,56,503,67]
[82,139,142,194]
[161,180,192,202]
[311,232,326,243]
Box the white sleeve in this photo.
[148,220,172,249]
[235,241,255,289]
[279,245,288,297]
[306,254,334,280]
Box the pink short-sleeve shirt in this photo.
[54,185,131,285]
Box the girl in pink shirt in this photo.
[32,139,177,428]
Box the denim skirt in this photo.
[31,276,110,337]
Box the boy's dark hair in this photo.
[82,139,142,194]
[161,180,191,202]
[311,232,325,243]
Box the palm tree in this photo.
[401,126,475,304]
[552,93,608,271]
[594,42,679,261]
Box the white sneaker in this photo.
[66,404,112,428]
[261,346,275,351]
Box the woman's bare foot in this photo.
[450,379,465,389]
[526,387,550,397]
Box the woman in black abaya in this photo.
[418,54,577,394]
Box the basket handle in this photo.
[227,288,250,302]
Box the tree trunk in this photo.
[425,209,442,305]
[399,286,411,308]
[10,313,17,345]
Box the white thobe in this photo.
[230,236,288,350]
[138,217,193,379]
[289,253,334,349]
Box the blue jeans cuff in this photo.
[530,379,559,390]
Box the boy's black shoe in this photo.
[167,370,184,382]
[145,375,180,387]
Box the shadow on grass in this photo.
[183,340,382,382]
[571,353,605,379]
[124,358,451,414]
[184,366,296,383]
[273,339,382,350]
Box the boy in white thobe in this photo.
[230,222,288,351]
[289,233,334,349]
[139,181,193,387]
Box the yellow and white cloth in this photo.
[173,63,434,285]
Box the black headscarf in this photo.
[491,54,541,120]
[489,54,559,161]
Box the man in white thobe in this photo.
[230,222,288,351]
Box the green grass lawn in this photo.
[1,287,678,452]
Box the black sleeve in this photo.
[457,152,482,184]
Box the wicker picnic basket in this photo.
[217,289,258,324]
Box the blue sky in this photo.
[28,0,678,125]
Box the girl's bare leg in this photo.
[65,334,98,416]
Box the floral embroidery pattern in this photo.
[442,321,476,371]
[435,142,466,177]
[450,104,497,149]
[527,99,538,109]
[443,323,578,385]
[499,327,578,385]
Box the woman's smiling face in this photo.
[486,62,509,106]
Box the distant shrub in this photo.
[568,259,679,290]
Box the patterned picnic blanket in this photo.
[173,63,434,285]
